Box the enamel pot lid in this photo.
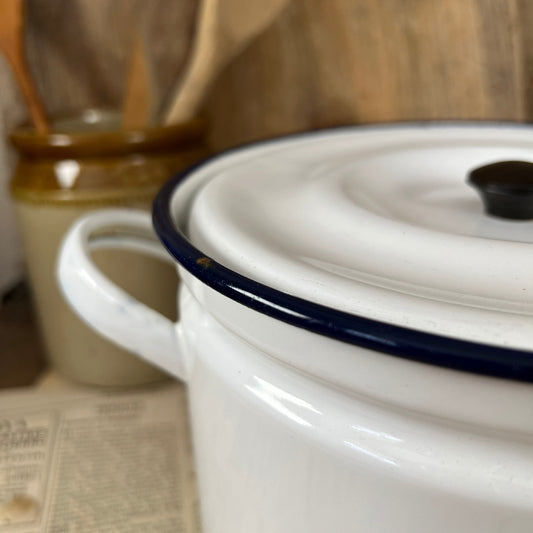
[153,123,533,382]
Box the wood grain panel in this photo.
[206,0,532,149]
[2,0,533,149]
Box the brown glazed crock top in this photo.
[10,110,208,204]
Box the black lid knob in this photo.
[468,160,533,220]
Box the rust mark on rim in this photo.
[196,257,213,268]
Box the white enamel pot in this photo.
[57,124,533,533]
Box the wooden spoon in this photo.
[122,32,158,130]
[0,0,49,134]
[164,0,290,125]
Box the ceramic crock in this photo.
[57,124,533,533]
[11,110,207,385]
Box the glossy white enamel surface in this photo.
[180,284,533,533]
[178,266,533,434]
[180,124,533,350]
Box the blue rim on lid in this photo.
[152,125,533,384]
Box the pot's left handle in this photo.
[57,209,189,382]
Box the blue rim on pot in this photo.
[152,123,533,383]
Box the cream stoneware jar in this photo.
[11,110,207,386]
[57,124,533,533]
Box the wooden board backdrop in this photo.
[0,0,530,151]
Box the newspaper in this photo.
[0,382,200,533]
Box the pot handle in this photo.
[57,209,189,382]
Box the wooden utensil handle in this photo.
[5,50,49,134]
[164,49,215,124]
